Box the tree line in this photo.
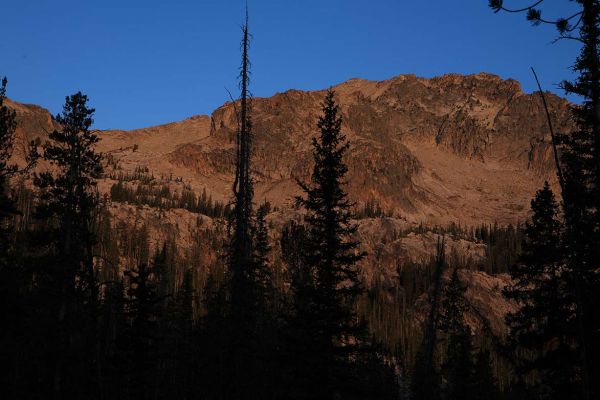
[110,180,231,219]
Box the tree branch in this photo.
[531,67,565,193]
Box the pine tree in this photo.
[439,269,472,400]
[124,260,161,400]
[0,77,19,395]
[0,76,36,304]
[444,331,473,400]
[557,3,600,397]
[167,269,196,399]
[504,183,578,399]
[412,238,445,400]
[0,77,18,229]
[204,8,269,398]
[471,350,499,400]
[439,269,468,337]
[99,279,128,400]
[251,202,275,313]
[34,91,103,398]
[291,89,367,398]
[198,263,230,399]
[228,6,255,325]
[491,3,600,397]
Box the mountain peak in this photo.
[7,72,570,226]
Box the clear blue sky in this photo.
[0,0,581,130]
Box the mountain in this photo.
[95,72,570,226]
[11,73,571,226]
[6,72,573,341]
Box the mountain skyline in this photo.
[8,71,571,228]
[1,0,582,129]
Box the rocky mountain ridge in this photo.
[10,73,571,227]
[6,72,573,346]
[116,73,572,225]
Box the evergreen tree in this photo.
[412,238,445,400]
[218,8,269,398]
[439,269,472,400]
[251,202,273,313]
[557,3,600,397]
[438,269,468,336]
[124,260,161,400]
[153,242,176,299]
[291,89,368,399]
[471,350,499,400]
[0,76,36,314]
[0,77,20,396]
[167,269,197,399]
[249,202,281,398]
[0,77,18,229]
[228,6,255,324]
[444,332,473,400]
[99,279,129,400]
[504,183,578,399]
[198,263,230,400]
[33,91,103,398]
[0,76,38,399]
[491,3,600,397]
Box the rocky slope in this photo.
[10,73,571,227]
[97,73,571,226]
[6,72,574,336]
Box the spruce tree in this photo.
[124,260,161,400]
[228,7,255,322]
[205,8,272,398]
[99,279,128,400]
[557,3,600,397]
[439,269,469,337]
[167,269,197,399]
[439,269,472,400]
[34,92,103,398]
[251,202,273,314]
[504,183,578,399]
[491,3,600,397]
[412,238,445,400]
[0,77,18,228]
[471,350,499,400]
[292,89,366,398]
[0,76,30,399]
[0,76,36,285]
[250,202,281,398]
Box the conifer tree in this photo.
[0,77,19,382]
[198,264,230,399]
[0,76,36,277]
[292,89,367,398]
[252,202,273,312]
[34,91,103,398]
[439,269,468,336]
[557,3,600,396]
[412,238,445,400]
[228,7,255,322]
[471,350,499,400]
[491,3,600,397]
[249,202,281,398]
[99,279,128,400]
[0,77,18,230]
[504,183,577,399]
[440,269,472,400]
[206,8,272,398]
[124,260,161,400]
[168,269,196,399]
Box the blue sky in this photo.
[0,0,581,130]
